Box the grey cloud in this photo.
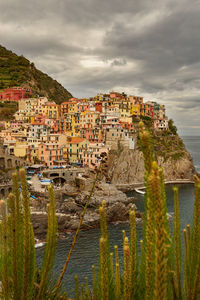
[111,59,127,66]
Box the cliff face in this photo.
[106,134,195,185]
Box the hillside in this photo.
[0,45,72,104]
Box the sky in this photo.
[0,0,200,135]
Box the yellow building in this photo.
[63,137,89,163]
[30,148,38,163]
[119,100,132,117]
[64,113,81,136]
[80,111,100,129]
[42,102,60,119]
[130,104,140,116]
[14,142,28,158]
[68,102,77,114]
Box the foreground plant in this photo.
[0,166,100,299]
[1,124,200,299]
[84,122,200,300]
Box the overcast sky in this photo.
[1,0,200,135]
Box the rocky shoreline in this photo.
[30,181,142,240]
[30,176,195,240]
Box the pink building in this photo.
[109,92,123,99]
[38,143,63,167]
[50,118,65,134]
[128,95,143,105]
[82,143,109,169]
[80,127,104,142]
[101,118,122,130]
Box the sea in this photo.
[36,136,200,295]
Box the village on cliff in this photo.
[0,87,168,171]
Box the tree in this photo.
[168,119,177,135]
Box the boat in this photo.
[135,188,146,195]
[35,242,45,248]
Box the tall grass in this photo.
[0,122,200,299]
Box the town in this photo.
[0,86,168,172]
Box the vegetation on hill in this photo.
[0,45,72,104]
[136,116,184,162]
[0,101,18,120]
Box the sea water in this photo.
[36,136,199,295]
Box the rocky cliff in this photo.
[105,134,195,186]
[30,181,141,238]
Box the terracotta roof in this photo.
[61,101,70,105]
[32,122,45,126]
[67,137,85,144]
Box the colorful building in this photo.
[63,137,89,163]
[0,87,31,101]
[82,143,109,168]
[42,102,60,119]
[38,143,63,167]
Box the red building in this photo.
[95,102,102,112]
[0,87,31,101]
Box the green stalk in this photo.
[129,209,137,299]
[110,252,114,281]
[145,196,156,300]
[54,169,99,292]
[0,200,10,300]
[122,230,126,243]
[124,236,131,300]
[74,275,79,300]
[85,277,90,300]
[149,162,168,300]
[188,181,200,299]
[99,200,108,241]
[138,240,146,299]
[114,245,121,300]
[183,229,189,297]
[92,265,97,300]
[173,187,182,299]
[115,263,121,300]
[100,237,108,300]
[80,284,84,300]
[20,168,33,299]
[12,172,24,298]
[8,193,18,299]
[36,185,57,300]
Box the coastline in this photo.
[34,213,143,247]
[116,179,194,192]
[32,178,195,243]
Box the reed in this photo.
[0,169,57,299]
[1,123,200,300]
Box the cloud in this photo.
[0,0,200,134]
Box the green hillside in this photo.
[0,45,72,104]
